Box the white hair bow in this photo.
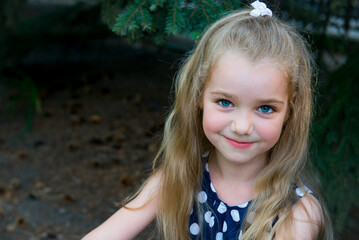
[250,1,272,17]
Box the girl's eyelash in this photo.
[258,105,275,114]
[217,99,233,107]
[215,100,275,113]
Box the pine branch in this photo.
[168,0,179,34]
[189,5,199,19]
[102,0,244,43]
[101,0,125,27]
[200,3,211,23]
[165,0,185,36]
[112,0,150,38]
[139,7,152,31]
[150,0,166,11]
[127,0,148,25]
[222,0,243,11]
[194,0,220,24]
[202,0,217,14]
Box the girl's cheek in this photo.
[259,121,284,144]
[203,111,229,138]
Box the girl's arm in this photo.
[81,173,161,240]
[275,194,322,240]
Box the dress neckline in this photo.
[204,162,252,208]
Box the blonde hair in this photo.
[149,9,333,240]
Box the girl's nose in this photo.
[231,112,253,136]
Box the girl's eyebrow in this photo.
[210,91,285,105]
[256,99,285,105]
[210,91,238,100]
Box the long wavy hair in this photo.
[148,9,333,240]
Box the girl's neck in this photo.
[209,150,267,185]
[208,151,266,206]
[207,151,267,206]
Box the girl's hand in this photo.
[81,173,161,240]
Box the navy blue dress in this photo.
[188,163,311,240]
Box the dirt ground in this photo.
[0,40,180,239]
[0,40,358,240]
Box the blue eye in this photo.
[218,100,232,107]
[259,105,273,113]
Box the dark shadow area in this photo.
[0,1,358,240]
[0,2,184,239]
[0,34,183,240]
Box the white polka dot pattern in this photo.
[216,232,223,240]
[190,223,200,235]
[188,162,254,240]
[204,211,212,222]
[209,217,215,227]
[231,209,240,222]
[238,202,248,208]
[210,182,216,192]
[296,185,313,197]
[222,221,227,232]
[217,202,227,214]
[204,211,215,227]
[198,191,207,203]
[189,162,315,240]
[296,187,305,197]
[238,230,243,240]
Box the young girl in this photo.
[83,1,333,239]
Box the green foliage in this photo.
[111,0,154,40]
[1,76,41,136]
[101,0,243,43]
[101,0,127,27]
[311,46,359,231]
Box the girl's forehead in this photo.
[212,51,287,77]
[206,52,289,100]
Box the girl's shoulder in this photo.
[275,192,322,239]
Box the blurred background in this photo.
[0,0,358,239]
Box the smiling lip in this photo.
[225,137,253,149]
